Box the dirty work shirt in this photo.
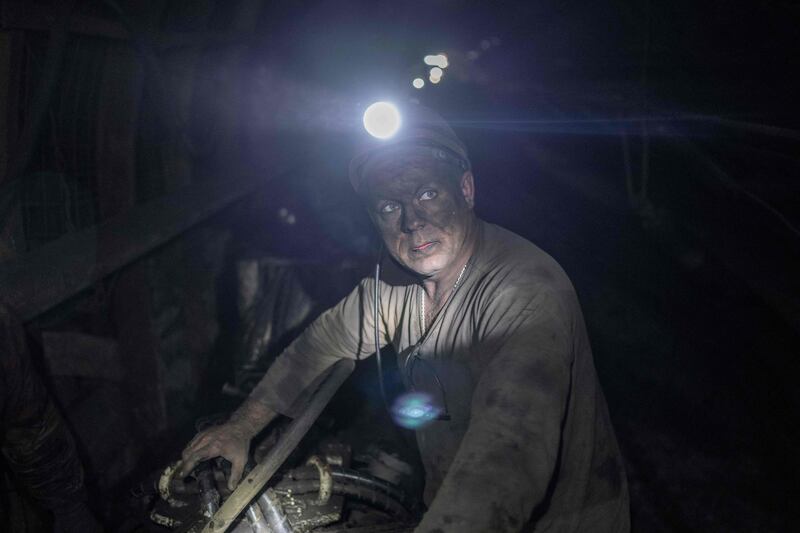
[252,221,630,532]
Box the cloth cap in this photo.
[349,102,470,194]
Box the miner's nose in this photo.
[401,207,426,233]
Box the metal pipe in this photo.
[197,465,220,518]
[202,359,355,533]
[257,489,293,533]
[244,501,270,533]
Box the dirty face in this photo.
[361,153,476,280]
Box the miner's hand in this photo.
[178,422,251,491]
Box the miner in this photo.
[180,103,630,532]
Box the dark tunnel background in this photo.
[0,1,798,531]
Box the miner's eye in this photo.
[380,202,399,214]
[419,190,437,201]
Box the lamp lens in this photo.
[363,101,401,139]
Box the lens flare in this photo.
[391,392,442,429]
[412,77,425,89]
[424,54,449,69]
[363,101,401,139]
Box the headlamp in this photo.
[351,101,471,193]
[362,101,401,140]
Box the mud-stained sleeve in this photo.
[250,277,391,417]
[0,306,87,515]
[414,286,573,533]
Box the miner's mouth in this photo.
[412,241,437,252]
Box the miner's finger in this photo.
[228,455,245,491]
[182,434,218,465]
[185,431,211,452]
[177,447,212,478]
[177,457,199,478]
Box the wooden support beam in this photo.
[95,44,144,218]
[200,0,264,177]
[159,0,214,191]
[0,31,14,184]
[0,29,24,260]
[1,2,74,258]
[0,166,293,322]
[95,37,169,434]
[3,1,73,189]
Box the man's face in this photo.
[361,153,475,279]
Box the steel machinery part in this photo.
[202,359,355,533]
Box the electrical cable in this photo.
[284,466,410,508]
[375,246,454,422]
[373,247,389,411]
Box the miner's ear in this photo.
[460,171,475,209]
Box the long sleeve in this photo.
[414,285,573,532]
[250,276,390,416]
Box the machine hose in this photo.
[272,473,411,520]
[283,465,410,509]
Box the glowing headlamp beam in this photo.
[363,101,401,140]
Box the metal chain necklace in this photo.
[419,260,469,333]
